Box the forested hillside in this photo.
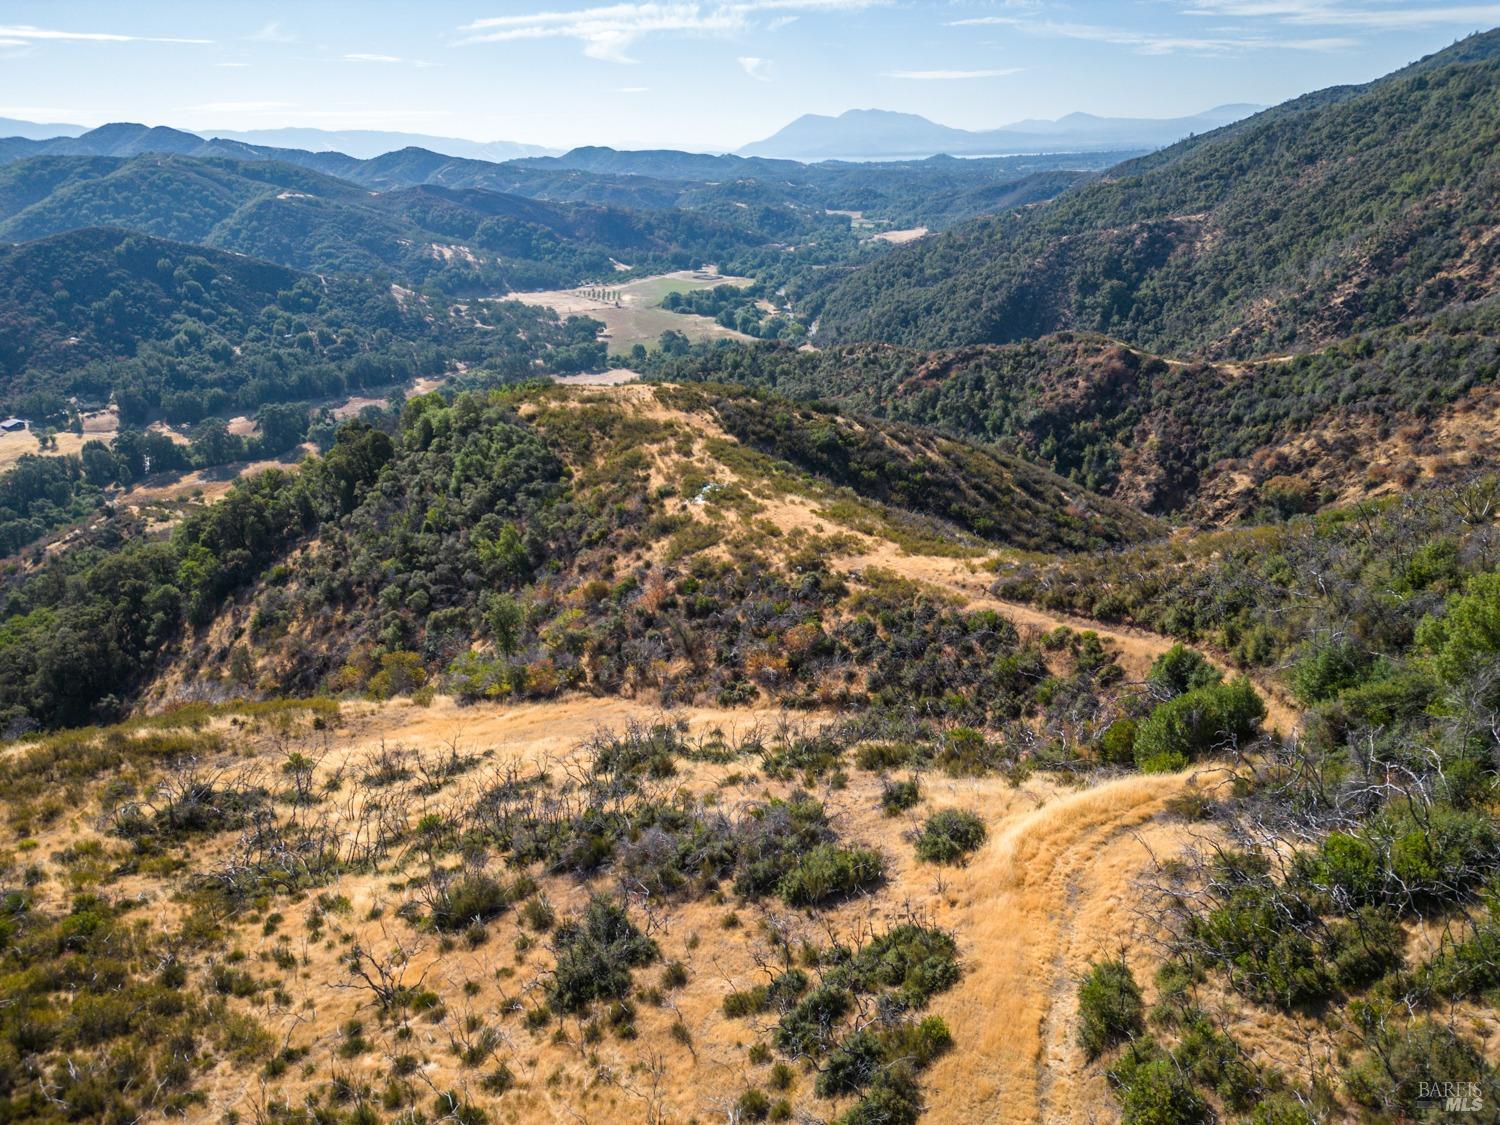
[816,30,1500,358]
[0,156,762,292]
[0,125,1119,229]
[0,227,602,423]
[645,297,1500,514]
[0,382,1153,730]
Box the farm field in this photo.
[510,268,755,353]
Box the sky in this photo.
[0,1,1496,151]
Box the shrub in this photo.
[844,923,961,1007]
[774,984,851,1057]
[913,810,987,865]
[1410,891,1500,1000]
[837,1068,923,1125]
[817,1029,883,1097]
[1134,678,1265,772]
[1147,645,1222,697]
[1077,960,1144,1059]
[777,845,884,906]
[1289,639,1372,705]
[1328,908,1404,990]
[1098,717,1138,766]
[431,874,510,932]
[1343,1014,1493,1117]
[732,793,833,899]
[883,1014,953,1069]
[1300,805,1500,910]
[737,1088,771,1121]
[723,986,769,1018]
[1418,569,1500,702]
[880,777,921,816]
[1190,872,1333,1010]
[1109,1042,1208,1125]
[547,896,658,1013]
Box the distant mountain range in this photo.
[738,105,1263,160]
[204,128,555,162]
[0,117,87,141]
[0,108,1259,167]
[0,123,1123,222]
[0,119,553,162]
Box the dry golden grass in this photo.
[7,690,1214,1124]
[512,270,755,353]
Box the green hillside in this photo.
[0,155,762,292]
[0,227,599,423]
[644,297,1500,513]
[0,381,1156,730]
[815,31,1500,358]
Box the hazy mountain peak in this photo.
[738,104,1264,160]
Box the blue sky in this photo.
[0,1,1496,150]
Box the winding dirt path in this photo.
[918,770,1202,1123]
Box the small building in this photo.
[0,418,25,433]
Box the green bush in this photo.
[880,777,921,816]
[1098,717,1139,766]
[884,1014,954,1068]
[913,809,988,865]
[737,1088,771,1121]
[1410,888,1500,1000]
[431,874,510,932]
[1300,805,1500,910]
[723,986,769,1018]
[1109,1042,1208,1125]
[774,983,852,1058]
[1077,959,1145,1059]
[836,1068,923,1125]
[1343,1013,1495,1117]
[1134,678,1265,772]
[1289,639,1372,705]
[817,1029,884,1097]
[1147,645,1221,697]
[1191,874,1333,1010]
[843,923,961,1007]
[777,844,884,906]
[547,896,658,1013]
[1418,569,1500,703]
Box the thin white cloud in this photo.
[459,1,884,63]
[249,22,294,43]
[0,24,211,45]
[950,15,1357,54]
[884,67,1023,79]
[739,55,775,80]
[1182,1,1500,28]
[344,53,403,62]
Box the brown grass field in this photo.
[511,270,755,353]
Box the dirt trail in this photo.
[917,769,1201,1124]
[839,544,1300,735]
